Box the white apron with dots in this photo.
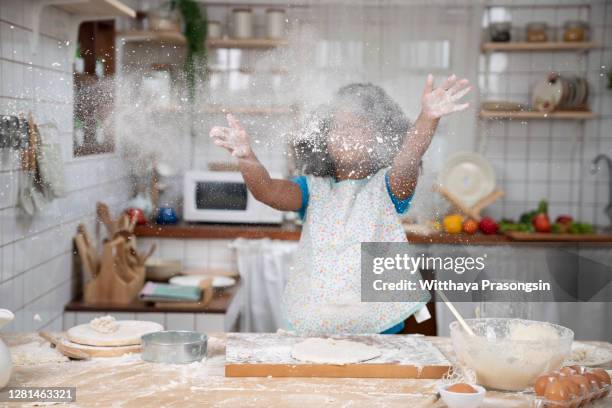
[283,169,430,335]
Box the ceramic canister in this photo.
[232,8,253,39]
[0,310,15,389]
[208,21,222,39]
[266,8,286,39]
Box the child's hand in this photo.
[421,74,472,120]
[209,114,253,158]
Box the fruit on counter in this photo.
[462,219,479,235]
[520,200,548,224]
[551,221,595,234]
[501,200,595,235]
[533,213,552,233]
[478,217,498,235]
[443,214,463,234]
[446,383,477,393]
[555,215,573,225]
[498,219,534,233]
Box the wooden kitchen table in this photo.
[2,333,611,408]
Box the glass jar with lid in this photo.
[489,22,511,42]
[563,20,588,42]
[526,22,548,42]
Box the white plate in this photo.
[564,342,612,367]
[170,275,237,289]
[532,75,564,112]
[438,152,495,208]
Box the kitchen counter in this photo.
[134,223,612,245]
[2,333,611,407]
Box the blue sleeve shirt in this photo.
[291,172,413,218]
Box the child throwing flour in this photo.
[210,74,472,335]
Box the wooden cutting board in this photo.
[67,320,164,346]
[59,338,141,358]
[42,332,142,358]
[505,231,612,242]
[225,333,451,379]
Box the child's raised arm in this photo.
[209,114,302,211]
[388,74,472,200]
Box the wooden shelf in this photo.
[479,109,596,120]
[65,285,237,314]
[118,30,186,45]
[199,106,296,115]
[482,41,600,52]
[208,67,289,75]
[134,223,302,241]
[207,38,288,49]
[54,0,136,17]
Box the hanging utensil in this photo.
[96,202,115,236]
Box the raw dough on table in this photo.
[90,315,119,334]
[291,338,382,364]
[67,320,164,347]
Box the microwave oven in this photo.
[183,170,284,224]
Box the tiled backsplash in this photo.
[137,238,236,272]
[480,1,612,224]
[0,2,131,331]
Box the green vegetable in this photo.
[171,0,207,100]
[537,200,548,215]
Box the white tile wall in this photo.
[138,238,237,272]
[62,311,226,332]
[0,1,131,332]
[480,1,612,224]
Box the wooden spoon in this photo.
[96,202,115,236]
[437,290,475,336]
[38,331,89,360]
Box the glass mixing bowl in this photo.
[450,318,573,391]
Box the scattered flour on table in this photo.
[10,341,68,365]
[89,315,119,334]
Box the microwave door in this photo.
[195,181,248,211]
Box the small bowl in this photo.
[439,384,486,408]
[145,258,182,281]
[141,330,207,364]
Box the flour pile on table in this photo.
[89,315,119,334]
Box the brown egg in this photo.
[545,379,570,404]
[535,375,557,396]
[568,374,591,404]
[591,369,611,386]
[560,367,577,376]
[584,373,603,399]
[569,365,586,375]
[559,378,581,408]
[446,383,477,393]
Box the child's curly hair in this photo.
[293,83,411,177]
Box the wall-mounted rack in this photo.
[481,41,600,53]
[0,116,29,150]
